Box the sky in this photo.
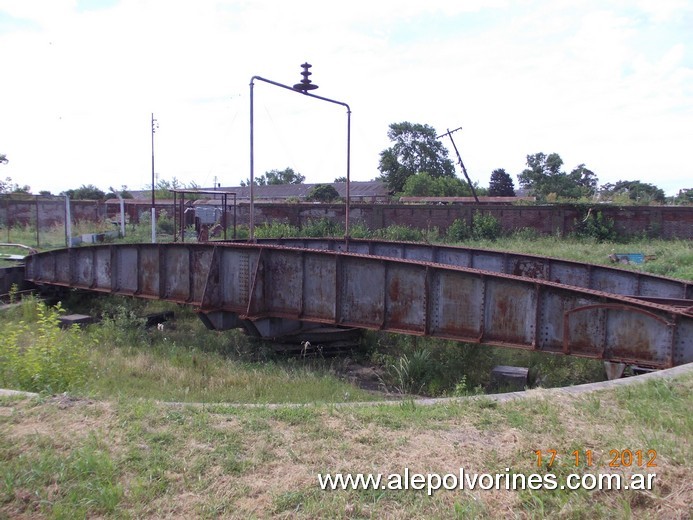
[1,0,691,196]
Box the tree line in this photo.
[2,133,691,204]
[376,122,690,204]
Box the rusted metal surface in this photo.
[243,238,693,301]
[24,242,693,368]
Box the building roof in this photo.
[128,181,391,201]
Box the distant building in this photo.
[398,196,536,204]
[127,181,392,204]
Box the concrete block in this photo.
[490,365,530,391]
[59,314,94,328]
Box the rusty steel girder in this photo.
[24,242,692,368]
[238,238,693,303]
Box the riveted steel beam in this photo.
[24,242,693,368]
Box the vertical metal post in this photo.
[222,193,228,241]
[345,108,351,238]
[119,197,125,237]
[5,196,9,243]
[173,190,177,242]
[181,192,185,243]
[65,195,72,247]
[249,80,256,242]
[233,193,237,239]
[35,196,39,248]
[110,187,126,238]
[151,113,157,243]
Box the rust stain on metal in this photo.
[22,241,693,368]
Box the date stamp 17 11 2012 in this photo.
[533,449,657,469]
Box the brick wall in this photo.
[2,198,693,239]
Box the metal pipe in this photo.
[35,196,39,248]
[151,113,157,243]
[249,73,352,240]
[249,80,255,242]
[346,107,351,238]
[222,193,228,241]
[173,190,177,242]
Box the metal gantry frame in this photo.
[249,65,351,241]
[171,189,237,242]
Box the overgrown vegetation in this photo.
[0,297,91,393]
[370,334,605,398]
[0,294,380,403]
[572,209,617,242]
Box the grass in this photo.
[1,228,692,517]
[86,340,379,404]
[0,295,382,405]
[0,372,690,518]
[464,234,693,280]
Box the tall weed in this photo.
[0,298,92,392]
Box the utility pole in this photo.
[437,126,479,203]
[151,113,158,243]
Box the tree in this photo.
[307,184,340,202]
[568,164,598,197]
[11,184,31,194]
[599,180,666,204]
[333,176,347,183]
[1,176,13,194]
[105,185,133,199]
[401,172,472,197]
[1,176,30,194]
[61,184,106,200]
[264,167,305,185]
[518,153,598,199]
[378,122,455,193]
[0,154,8,165]
[674,188,693,205]
[488,169,515,196]
[241,167,305,186]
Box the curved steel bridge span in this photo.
[25,239,693,369]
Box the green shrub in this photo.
[156,210,175,235]
[374,225,425,242]
[0,298,92,393]
[301,218,343,237]
[572,210,617,242]
[348,221,371,239]
[95,302,149,348]
[254,221,300,238]
[472,211,502,240]
[446,218,470,242]
[306,184,340,202]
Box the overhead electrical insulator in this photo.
[293,62,319,92]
